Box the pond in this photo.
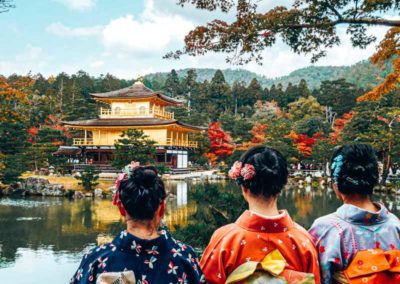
[0,180,400,284]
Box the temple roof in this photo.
[63,118,203,131]
[90,81,182,105]
[53,146,82,156]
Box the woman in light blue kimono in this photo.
[309,144,400,284]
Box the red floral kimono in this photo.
[200,210,321,283]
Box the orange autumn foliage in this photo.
[0,75,32,122]
[250,123,268,144]
[286,130,322,157]
[236,123,268,151]
[358,27,400,102]
[206,122,234,163]
[27,115,71,146]
[331,112,354,143]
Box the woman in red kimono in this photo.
[200,146,320,283]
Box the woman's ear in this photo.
[333,184,344,201]
[241,186,250,202]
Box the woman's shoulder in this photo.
[385,211,400,228]
[308,213,343,243]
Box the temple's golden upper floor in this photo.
[63,81,202,148]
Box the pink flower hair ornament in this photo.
[228,161,256,182]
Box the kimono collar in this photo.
[112,229,170,255]
[236,210,294,233]
[336,203,390,225]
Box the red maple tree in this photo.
[206,122,234,163]
[286,130,323,157]
[331,112,354,144]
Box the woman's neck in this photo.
[248,196,280,217]
[126,220,160,240]
[342,194,379,212]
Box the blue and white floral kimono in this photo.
[70,230,205,284]
[309,203,400,284]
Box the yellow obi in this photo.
[225,249,315,284]
[333,249,400,284]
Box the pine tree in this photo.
[112,129,157,169]
[164,69,181,98]
[208,70,231,119]
[75,165,99,192]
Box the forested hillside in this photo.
[1,67,399,185]
[144,60,388,90]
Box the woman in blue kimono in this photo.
[70,165,204,284]
[309,144,400,284]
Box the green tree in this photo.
[113,129,157,169]
[219,112,253,143]
[295,117,330,137]
[75,165,99,192]
[288,96,325,121]
[26,127,68,172]
[0,122,28,184]
[312,140,335,172]
[231,80,247,116]
[299,79,311,98]
[208,70,232,118]
[164,69,181,98]
[245,78,263,108]
[315,79,362,115]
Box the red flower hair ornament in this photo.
[228,161,256,183]
[112,161,141,217]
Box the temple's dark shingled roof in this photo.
[90,82,182,105]
[53,146,82,156]
[63,118,203,131]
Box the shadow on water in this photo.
[0,180,399,283]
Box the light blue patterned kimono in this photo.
[309,203,400,284]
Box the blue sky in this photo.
[0,0,396,79]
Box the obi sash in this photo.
[333,249,400,284]
[225,249,315,284]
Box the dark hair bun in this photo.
[132,167,158,188]
[331,144,378,195]
[239,146,288,197]
[119,166,166,220]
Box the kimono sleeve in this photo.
[70,249,98,284]
[309,218,342,284]
[302,234,322,284]
[200,227,235,284]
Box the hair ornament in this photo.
[228,161,256,182]
[346,176,360,185]
[241,163,256,180]
[331,154,344,183]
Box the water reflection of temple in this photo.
[61,181,196,235]
[164,181,196,230]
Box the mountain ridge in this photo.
[144,60,387,90]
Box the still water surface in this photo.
[0,181,399,284]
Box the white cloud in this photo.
[0,45,49,75]
[46,22,102,37]
[3,0,396,79]
[101,1,194,55]
[90,60,104,68]
[54,0,95,11]
[15,45,43,62]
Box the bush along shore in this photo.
[0,176,109,198]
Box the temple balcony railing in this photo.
[164,138,198,148]
[72,138,198,148]
[99,107,174,120]
[73,138,94,146]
